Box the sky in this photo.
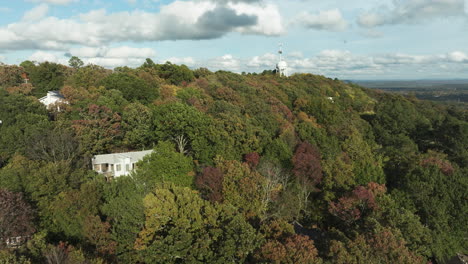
[0,0,468,79]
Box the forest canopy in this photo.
[0,60,466,263]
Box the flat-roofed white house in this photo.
[39,91,67,109]
[91,150,153,178]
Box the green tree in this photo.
[101,176,145,261]
[122,102,155,149]
[216,158,267,218]
[155,61,195,85]
[68,56,84,69]
[65,64,111,89]
[153,103,214,163]
[133,141,194,190]
[135,184,262,263]
[100,72,157,103]
[27,62,70,97]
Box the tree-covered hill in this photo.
[0,60,466,263]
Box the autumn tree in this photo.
[0,189,35,248]
[195,166,224,203]
[244,152,260,168]
[72,104,123,155]
[291,141,323,212]
[328,227,425,264]
[329,182,386,225]
[83,215,116,258]
[0,64,24,87]
[217,158,267,218]
[254,220,322,264]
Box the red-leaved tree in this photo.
[0,189,35,248]
[244,152,260,168]
[329,182,386,224]
[195,167,224,203]
[292,141,323,187]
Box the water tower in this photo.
[276,43,288,77]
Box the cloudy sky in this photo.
[0,0,468,79]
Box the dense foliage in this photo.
[0,60,466,263]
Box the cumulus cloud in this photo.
[447,51,468,62]
[29,50,62,63]
[25,48,468,78]
[358,0,466,27]
[31,47,156,68]
[68,46,156,59]
[22,4,49,21]
[163,57,196,66]
[229,2,285,35]
[296,9,348,32]
[247,53,277,67]
[0,1,283,52]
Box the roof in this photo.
[92,150,154,164]
[39,91,65,102]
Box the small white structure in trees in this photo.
[91,150,154,179]
[39,91,67,109]
[276,43,288,77]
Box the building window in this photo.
[126,164,130,171]
[116,164,121,171]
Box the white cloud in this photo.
[296,9,348,32]
[163,57,196,66]
[29,50,61,63]
[22,4,49,21]
[358,0,466,27]
[0,1,284,52]
[29,47,155,68]
[229,2,285,35]
[27,0,78,5]
[205,54,242,71]
[69,46,156,59]
[247,53,277,67]
[447,51,468,62]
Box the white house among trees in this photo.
[39,91,67,109]
[91,150,153,178]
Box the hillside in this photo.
[0,60,467,263]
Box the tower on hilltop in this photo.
[276,43,288,77]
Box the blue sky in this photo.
[0,0,468,79]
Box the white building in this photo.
[39,91,67,109]
[91,150,154,178]
[276,44,288,77]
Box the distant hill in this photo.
[350,79,468,105]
